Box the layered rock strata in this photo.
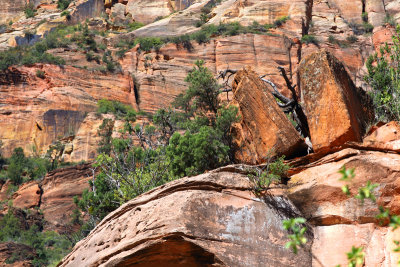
[59,170,312,267]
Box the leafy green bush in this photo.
[363,22,374,33]
[346,35,358,43]
[384,14,396,26]
[248,155,289,192]
[57,0,72,10]
[7,148,53,185]
[167,126,229,177]
[0,25,75,71]
[0,208,73,266]
[97,99,136,119]
[365,27,400,121]
[36,70,45,79]
[175,60,221,114]
[274,16,290,27]
[128,22,145,31]
[135,37,164,52]
[301,34,318,44]
[24,4,36,18]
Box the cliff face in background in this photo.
[2,0,400,266]
[0,0,395,159]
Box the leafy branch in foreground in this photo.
[335,246,365,267]
[282,217,307,254]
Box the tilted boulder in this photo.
[299,50,373,154]
[231,67,306,164]
[59,169,312,267]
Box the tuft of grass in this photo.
[301,34,318,45]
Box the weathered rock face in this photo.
[69,0,105,24]
[299,50,373,154]
[131,0,307,37]
[313,224,400,267]
[59,170,312,267]
[231,67,306,164]
[126,0,196,24]
[12,181,41,210]
[0,242,35,267]
[120,33,300,113]
[0,65,135,158]
[288,148,400,224]
[0,0,25,24]
[287,147,400,266]
[40,163,93,232]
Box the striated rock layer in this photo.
[231,67,306,164]
[0,65,135,158]
[59,170,312,267]
[299,50,373,154]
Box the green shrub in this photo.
[7,148,53,185]
[167,126,230,177]
[365,27,400,121]
[135,37,164,52]
[24,4,36,18]
[36,70,45,79]
[248,155,289,192]
[384,14,396,26]
[0,208,74,266]
[128,22,144,31]
[346,35,358,43]
[57,0,72,10]
[7,148,27,185]
[301,34,318,44]
[175,59,221,114]
[60,10,70,18]
[97,99,136,119]
[363,22,374,33]
[193,31,210,44]
[362,12,368,22]
[274,16,290,27]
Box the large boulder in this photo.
[12,181,41,210]
[231,67,306,164]
[59,170,312,266]
[299,50,373,154]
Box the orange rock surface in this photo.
[59,170,312,267]
[0,65,135,158]
[230,67,306,164]
[299,50,372,154]
[40,163,93,232]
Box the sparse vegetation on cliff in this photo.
[0,207,74,267]
[57,0,72,10]
[365,26,400,122]
[75,61,240,230]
